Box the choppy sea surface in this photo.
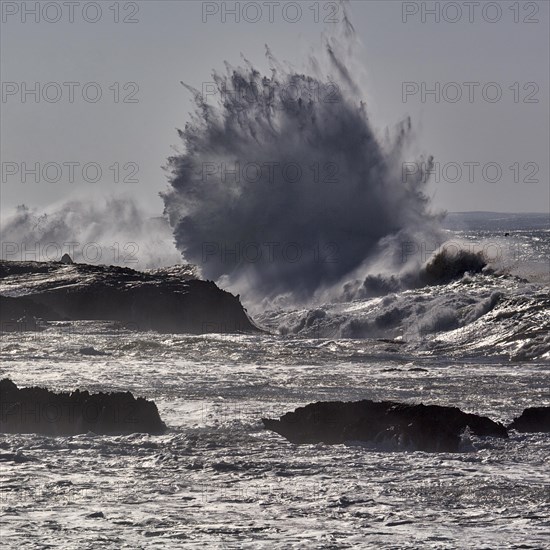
[1,219,549,549]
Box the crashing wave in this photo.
[162,3,442,306]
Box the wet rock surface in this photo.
[0,260,257,334]
[0,378,166,436]
[263,400,509,452]
[508,406,550,433]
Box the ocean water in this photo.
[1,222,549,549]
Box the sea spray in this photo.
[0,198,182,270]
[162,3,442,306]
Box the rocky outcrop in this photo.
[508,407,550,433]
[60,253,74,264]
[0,378,166,436]
[263,400,508,453]
[0,260,258,334]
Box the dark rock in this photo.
[262,400,508,453]
[86,511,105,519]
[0,451,34,463]
[508,407,550,433]
[79,347,110,356]
[0,260,258,334]
[0,296,60,332]
[60,253,74,264]
[0,378,166,436]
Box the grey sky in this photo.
[1,0,549,216]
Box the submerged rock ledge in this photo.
[0,259,258,334]
[263,400,509,453]
[0,379,166,436]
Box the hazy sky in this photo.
[1,0,549,216]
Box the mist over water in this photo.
[0,198,182,270]
[162,7,443,306]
